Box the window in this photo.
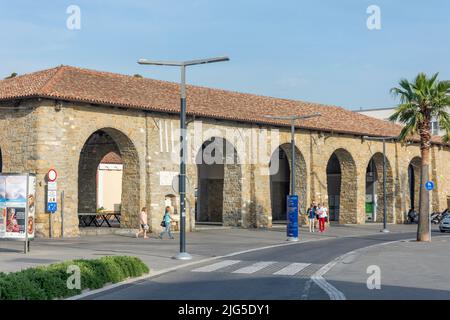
[431,121,440,135]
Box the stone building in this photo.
[0,65,449,238]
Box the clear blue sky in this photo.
[1,0,449,110]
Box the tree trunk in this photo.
[417,141,431,242]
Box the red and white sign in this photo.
[47,169,58,182]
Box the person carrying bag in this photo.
[159,206,175,240]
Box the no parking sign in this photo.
[47,169,58,213]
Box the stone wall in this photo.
[1,98,450,237]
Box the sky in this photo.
[0,0,449,110]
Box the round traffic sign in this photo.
[425,181,434,191]
[171,174,191,194]
[47,169,58,182]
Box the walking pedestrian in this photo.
[136,207,149,239]
[317,203,327,233]
[322,203,329,227]
[307,203,317,232]
[159,206,175,240]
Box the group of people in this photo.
[306,202,329,233]
[135,206,175,239]
[136,202,329,239]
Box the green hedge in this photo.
[0,256,149,300]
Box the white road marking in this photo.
[273,263,311,276]
[232,261,276,274]
[308,238,419,300]
[192,260,241,273]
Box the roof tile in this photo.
[0,65,444,144]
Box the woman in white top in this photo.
[317,204,327,233]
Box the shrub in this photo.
[0,256,149,300]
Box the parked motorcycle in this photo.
[432,209,449,224]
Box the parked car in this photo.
[439,215,450,233]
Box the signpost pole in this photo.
[425,181,434,241]
[24,173,29,254]
[49,213,52,238]
[46,169,58,239]
[61,190,64,238]
[381,138,389,233]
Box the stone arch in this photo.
[269,143,307,222]
[326,148,357,223]
[78,128,140,228]
[195,136,242,226]
[407,157,422,211]
[365,153,394,223]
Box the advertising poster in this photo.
[27,175,36,239]
[0,174,36,240]
[5,175,27,239]
[0,176,6,237]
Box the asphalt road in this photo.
[85,231,422,300]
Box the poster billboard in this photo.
[0,174,36,241]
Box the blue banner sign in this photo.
[287,195,299,239]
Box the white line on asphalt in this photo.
[192,260,241,272]
[307,238,423,300]
[273,263,311,276]
[232,261,276,274]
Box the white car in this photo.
[439,216,450,233]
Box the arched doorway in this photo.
[365,153,394,223]
[269,144,307,222]
[326,149,357,223]
[78,128,140,228]
[408,157,421,211]
[96,152,123,216]
[196,137,242,226]
[269,147,290,222]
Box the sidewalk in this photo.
[325,229,450,299]
[0,223,417,273]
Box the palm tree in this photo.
[390,73,450,241]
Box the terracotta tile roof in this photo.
[100,152,122,164]
[0,65,444,144]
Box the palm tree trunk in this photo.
[417,143,431,242]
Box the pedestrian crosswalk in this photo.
[232,261,277,274]
[273,263,311,276]
[192,259,313,277]
[192,260,241,272]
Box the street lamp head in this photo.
[183,56,230,66]
[137,59,183,66]
[138,56,230,67]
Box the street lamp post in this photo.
[265,113,321,241]
[138,56,229,260]
[363,135,398,233]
